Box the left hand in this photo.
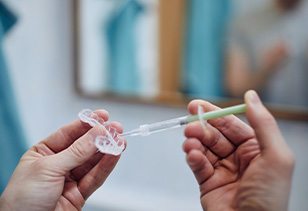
[0,110,124,211]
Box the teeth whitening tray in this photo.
[79,104,247,156]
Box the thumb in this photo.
[49,126,103,172]
[244,90,284,151]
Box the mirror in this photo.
[73,0,308,120]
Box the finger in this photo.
[78,154,121,200]
[186,149,214,186]
[42,110,109,153]
[277,41,288,55]
[199,165,238,197]
[70,152,103,181]
[107,121,124,134]
[235,138,260,174]
[244,90,285,151]
[183,138,219,165]
[183,138,206,154]
[49,126,104,172]
[185,122,235,158]
[70,121,124,180]
[187,100,254,145]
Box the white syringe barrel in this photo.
[138,116,188,136]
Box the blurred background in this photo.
[77,0,308,108]
[0,0,307,210]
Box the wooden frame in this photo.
[158,0,186,102]
[72,0,308,121]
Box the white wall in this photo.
[3,0,308,210]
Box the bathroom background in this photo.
[1,0,308,210]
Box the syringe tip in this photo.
[121,128,142,137]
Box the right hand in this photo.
[183,90,295,211]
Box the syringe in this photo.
[121,104,247,137]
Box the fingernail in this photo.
[245,90,261,104]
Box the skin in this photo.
[226,0,302,97]
[275,0,302,12]
[226,41,288,97]
[183,90,295,211]
[0,110,124,211]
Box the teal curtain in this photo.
[182,0,230,99]
[0,2,27,193]
[105,0,143,95]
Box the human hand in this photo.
[261,42,288,74]
[0,110,124,211]
[183,90,294,211]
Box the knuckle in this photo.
[91,174,103,187]
[56,127,74,143]
[56,127,67,140]
[184,123,198,138]
[205,132,218,148]
[218,117,235,135]
[69,141,88,159]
